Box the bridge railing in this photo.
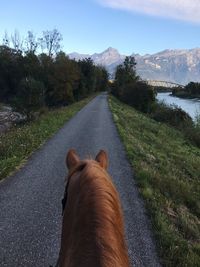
[145,80,185,88]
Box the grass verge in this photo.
[109,95,200,267]
[0,96,94,180]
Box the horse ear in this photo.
[95,150,108,170]
[66,149,80,170]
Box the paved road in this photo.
[0,93,161,267]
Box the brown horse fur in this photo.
[58,149,130,267]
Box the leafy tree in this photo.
[124,56,137,77]
[49,52,76,105]
[78,58,96,94]
[22,52,41,80]
[112,56,155,113]
[122,81,155,113]
[185,82,200,96]
[38,53,54,105]
[95,66,109,92]
[113,56,139,98]
[77,77,87,99]
[13,77,45,120]
[0,45,23,101]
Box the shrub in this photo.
[151,102,193,128]
[183,126,200,148]
[13,77,46,120]
[185,82,200,96]
[121,81,156,113]
[183,114,200,148]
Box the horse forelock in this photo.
[66,158,108,182]
[67,161,88,181]
[62,160,106,215]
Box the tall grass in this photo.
[194,110,200,127]
[151,102,200,148]
[109,96,200,267]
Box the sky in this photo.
[0,0,200,55]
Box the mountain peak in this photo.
[103,47,119,54]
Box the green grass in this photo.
[0,96,94,180]
[109,96,200,267]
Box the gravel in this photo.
[0,93,161,267]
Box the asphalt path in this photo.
[0,93,161,267]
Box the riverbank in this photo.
[0,95,94,180]
[109,95,200,267]
[172,82,200,100]
[172,91,200,100]
[156,92,200,121]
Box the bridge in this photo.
[146,80,185,88]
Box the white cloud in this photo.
[97,0,200,23]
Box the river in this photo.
[156,92,200,120]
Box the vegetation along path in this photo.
[0,93,160,267]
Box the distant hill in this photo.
[68,47,200,85]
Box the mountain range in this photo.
[68,47,200,85]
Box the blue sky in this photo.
[0,0,200,55]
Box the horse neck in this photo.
[60,164,130,267]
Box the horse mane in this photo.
[60,160,130,267]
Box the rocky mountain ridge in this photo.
[68,47,200,85]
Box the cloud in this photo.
[96,0,200,23]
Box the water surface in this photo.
[157,92,200,120]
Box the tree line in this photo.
[0,29,108,119]
[172,82,200,98]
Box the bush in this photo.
[121,81,156,113]
[13,77,46,120]
[151,103,200,147]
[185,82,200,96]
[151,102,193,128]
[183,126,200,148]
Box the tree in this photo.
[78,58,96,95]
[112,56,155,113]
[113,56,139,98]
[22,52,41,80]
[2,31,10,47]
[25,31,38,54]
[124,56,137,77]
[39,29,62,57]
[49,52,76,105]
[11,30,24,52]
[0,45,24,101]
[185,82,200,96]
[95,66,109,92]
[13,77,45,120]
[38,53,55,106]
[122,81,155,113]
